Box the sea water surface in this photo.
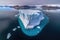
[0,9,60,40]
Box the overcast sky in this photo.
[0,0,60,5]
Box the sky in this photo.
[0,0,60,5]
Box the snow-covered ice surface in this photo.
[19,9,44,29]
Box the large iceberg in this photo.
[19,9,44,29]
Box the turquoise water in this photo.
[18,12,49,36]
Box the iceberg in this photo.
[18,9,49,36]
[19,10,44,29]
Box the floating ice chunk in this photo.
[19,10,44,29]
[6,33,11,39]
[12,28,17,31]
[17,26,20,28]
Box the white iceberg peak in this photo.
[19,9,44,29]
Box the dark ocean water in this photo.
[0,12,60,40]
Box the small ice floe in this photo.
[17,26,20,28]
[15,14,19,17]
[12,28,17,31]
[6,33,11,39]
[37,26,41,29]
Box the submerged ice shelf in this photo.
[19,10,44,29]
